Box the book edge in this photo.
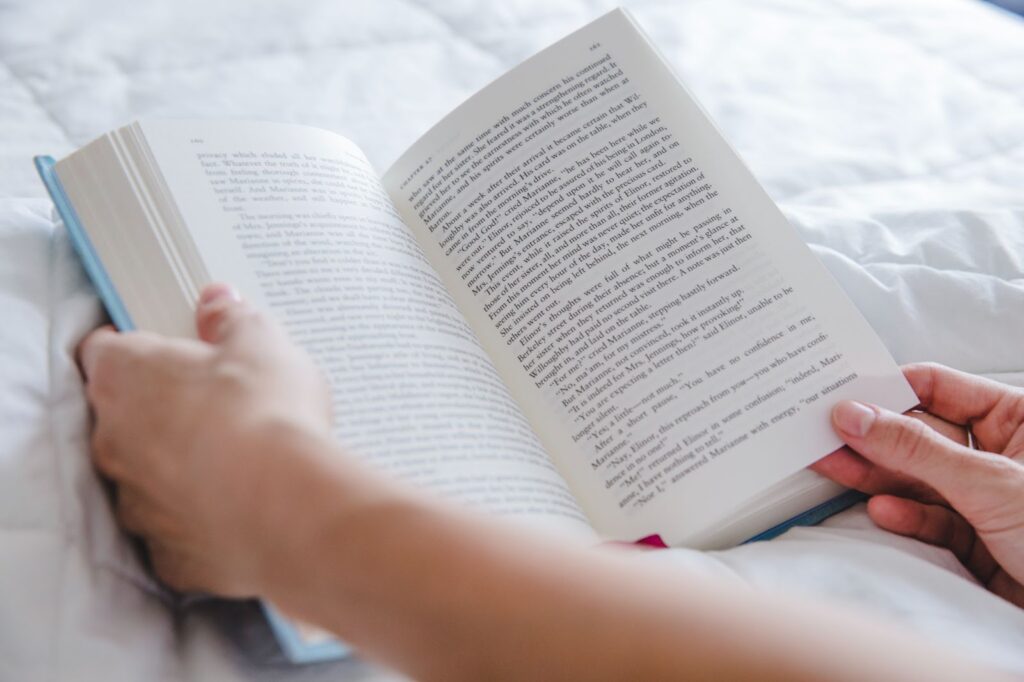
[35,155,136,331]
[36,153,352,664]
[381,7,627,182]
[743,490,865,544]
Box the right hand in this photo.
[811,363,1024,607]
[79,284,335,597]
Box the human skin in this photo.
[77,283,1021,681]
[812,364,1024,607]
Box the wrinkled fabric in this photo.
[0,0,1022,679]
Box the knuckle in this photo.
[84,334,162,400]
[204,301,269,341]
[1006,392,1024,428]
[212,359,251,392]
[200,300,229,328]
[120,334,162,368]
[901,362,939,404]
[240,306,277,339]
[890,416,933,464]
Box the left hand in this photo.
[78,284,334,597]
[812,363,1024,607]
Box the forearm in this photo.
[256,431,1001,681]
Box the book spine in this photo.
[744,490,866,544]
[34,155,135,331]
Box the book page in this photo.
[133,120,594,539]
[383,10,917,545]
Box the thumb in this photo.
[195,283,252,345]
[832,401,1021,513]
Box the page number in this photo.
[190,138,205,144]
[589,42,601,51]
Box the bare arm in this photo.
[260,428,992,681]
[79,285,1005,681]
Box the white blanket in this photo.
[1,0,1023,679]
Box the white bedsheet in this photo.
[1,0,1022,679]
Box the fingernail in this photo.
[199,283,240,305]
[834,401,876,437]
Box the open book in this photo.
[36,9,916,663]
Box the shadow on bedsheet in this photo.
[980,0,1024,17]
[193,600,291,665]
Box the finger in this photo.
[832,401,1021,510]
[810,447,868,485]
[810,447,944,505]
[907,410,969,448]
[903,363,1011,427]
[195,283,240,343]
[905,364,1024,459]
[195,284,275,347]
[113,486,152,536]
[868,495,1000,585]
[987,569,1024,609]
[77,325,120,380]
[811,402,969,504]
[148,541,202,593]
[148,541,188,592]
[90,423,127,481]
[78,329,175,406]
[867,496,977,564]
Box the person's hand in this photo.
[79,284,332,597]
[812,363,1024,607]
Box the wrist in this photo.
[240,422,417,602]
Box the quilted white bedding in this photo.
[1,0,1023,679]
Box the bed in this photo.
[2,0,1023,679]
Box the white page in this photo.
[134,119,594,538]
[383,10,916,545]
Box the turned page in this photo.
[133,120,593,538]
[383,10,916,545]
